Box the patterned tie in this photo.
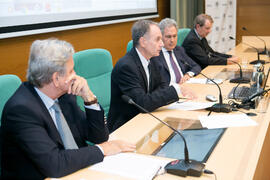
[168,51,181,83]
[52,102,78,150]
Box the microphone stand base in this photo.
[206,103,232,113]
[165,159,205,177]
[230,77,250,84]
[249,60,266,64]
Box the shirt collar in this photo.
[34,87,56,110]
[135,47,150,69]
[194,28,203,40]
[162,47,174,54]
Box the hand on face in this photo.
[65,74,96,102]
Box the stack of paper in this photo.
[167,101,215,111]
[90,153,170,180]
[186,78,223,84]
[199,114,257,129]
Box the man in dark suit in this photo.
[152,18,201,85]
[108,20,196,133]
[182,14,239,70]
[1,39,135,180]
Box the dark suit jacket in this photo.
[1,82,109,180]
[152,46,201,85]
[182,29,232,69]
[107,47,179,132]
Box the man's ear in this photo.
[140,36,149,48]
[195,24,200,30]
[52,72,60,87]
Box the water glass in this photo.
[255,94,270,113]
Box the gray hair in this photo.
[193,14,214,28]
[132,19,158,47]
[159,18,178,35]
[27,38,75,87]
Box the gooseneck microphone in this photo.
[199,73,232,113]
[242,27,268,56]
[229,36,265,64]
[228,60,250,83]
[182,61,232,113]
[121,95,205,177]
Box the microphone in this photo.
[229,36,265,64]
[121,95,205,177]
[242,27,268,56]
[182,61,232,113]
[241,88,270,104]
[228,60,250,84]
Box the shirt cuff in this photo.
[84,103,101,111]
[171,83,181,96]
[95,145,104,155]
[187,71,195,77]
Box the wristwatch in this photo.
[84,96,98,105]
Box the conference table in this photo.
[47,36,270,180]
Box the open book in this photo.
[90,152,170,180]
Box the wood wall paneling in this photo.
[0,0,170,81]
[236,0,270,43]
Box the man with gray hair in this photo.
[108,20,196,133]
[182,13,239,69]
[1,38,135,179]
[152,18,201,85]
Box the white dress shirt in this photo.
[136,48,181,95]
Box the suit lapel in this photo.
[160,51,169,73]
[25,83,65,147]
[130,48,148,92]
[201,38,209,53]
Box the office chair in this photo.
[73,49,113,117]
[126,40,133,52]
[177,28,191,46]
[0,74,21,124]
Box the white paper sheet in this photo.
[186,78,223,84]
[199,114,257,129]
[89,153,170,180]
[167,101,216,111]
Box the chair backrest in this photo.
[0,75,21,123]
[177,28,191,46]
[73,49,113,117]
[126,40,133,52]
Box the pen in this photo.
[179,97,188,100]
[152,165,162,180]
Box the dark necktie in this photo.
[168,51,181,83]
[148,61,152,92]
[52,102,78,150]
